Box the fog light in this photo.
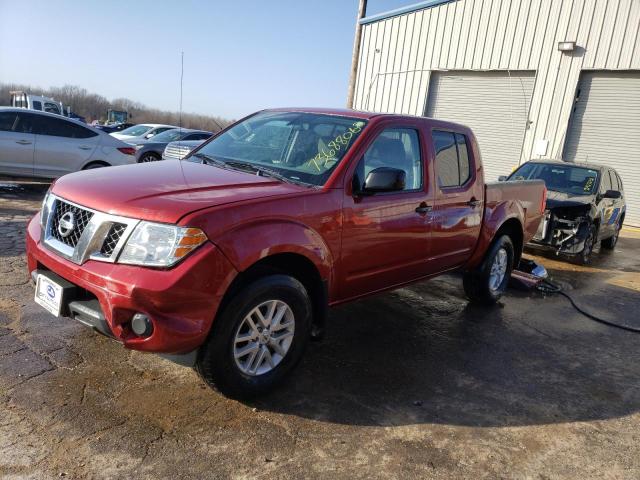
[131,313,153,337]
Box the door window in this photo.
[600,169,612,193]
[32,101,42,111]
[33,115,97,138]
[433,130,472,188]
[354,128,422,192]
[0,112,18,132]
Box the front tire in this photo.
[578,224,597,264]
[196,274,311,399]
[463,235,515,305]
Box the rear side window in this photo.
[0,112,18,132]
[433,130,472,188]
[44,102,61,115]
[33,115,98,138]
[32,101,42,111]
[616,172,623,191]
[186,133,211,140]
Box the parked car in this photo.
[504,159,626,263]
[0,107,137,178]
[163,139,208,161]
[132,129,212,163]
[110,123,177,142]
[94,122,136,134]
[26,108,545,398]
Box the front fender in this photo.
[211,219,333,282]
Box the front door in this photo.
[0,111,35,176]
[429,129,483,272]
[339,124,435,300]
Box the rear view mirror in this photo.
[603,189,621,199]
[363,167,406,193]
[498,175,508,182]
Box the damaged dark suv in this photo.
[504,160,625,263]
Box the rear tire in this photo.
[82,161,109,170]
[195,274,312,399]
[601,221,621,250]
[463,235,515,305]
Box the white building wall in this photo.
[353,0,640,163]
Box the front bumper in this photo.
[527,217,591,255]
[26,213,237,354]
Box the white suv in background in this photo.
[0,107,137,178]
[110,123,177,142]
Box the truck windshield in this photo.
[510,162,599,195]
[190,112,368,186]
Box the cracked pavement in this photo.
[1,182,639,479]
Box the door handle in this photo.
[468,198,481,208]
[78,146,92,150]
[415,203,433,214]
[15,140,32,145]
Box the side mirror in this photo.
[603,189,621,199]
[145,133,154,139]
[362,167,406,193]
[498,175,508,182]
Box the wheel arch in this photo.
[494,217,524,267]
[81,160,110,170]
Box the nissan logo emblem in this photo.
[57,212,76,238]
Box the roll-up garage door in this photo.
[564,72,640,226]
[426,71,535,182]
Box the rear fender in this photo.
[465,200,524,270]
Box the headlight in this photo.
[40,190,53,229]
[118,222,207,267]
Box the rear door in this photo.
[0,111,35,176]
[340,120,435,299]
[428,129,483,272]
[32,115,100,177]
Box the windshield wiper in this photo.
[192,152,227,168]
[224,160,297,185]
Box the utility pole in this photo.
[346,0,367,109]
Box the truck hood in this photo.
[51,160,306,224]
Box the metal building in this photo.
[351,0,640,225]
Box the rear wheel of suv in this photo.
[195,274,312,399]
[463,235,515,305]
[601,221,621,250]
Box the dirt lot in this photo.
[1,183,639,479]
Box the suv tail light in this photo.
[118,147,136,155]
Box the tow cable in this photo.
[511,259,640,334]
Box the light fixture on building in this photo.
[558,41,576,52]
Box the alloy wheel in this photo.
[489,247,508,292]
[233,300,295,376]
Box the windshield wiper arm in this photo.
[224,160,295,184]
[192,152,227,167]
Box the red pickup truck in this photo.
[27,108,545,398]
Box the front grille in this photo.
[50,200,94,247]
[163,144,194,160]
[100,223,127,256]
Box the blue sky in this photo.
[0,0,411,119]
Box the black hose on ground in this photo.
[536,279,640,333]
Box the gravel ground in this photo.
[1,182,639,479]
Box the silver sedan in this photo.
[131,129,212,163]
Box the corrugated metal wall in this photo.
[353,0,640,163]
